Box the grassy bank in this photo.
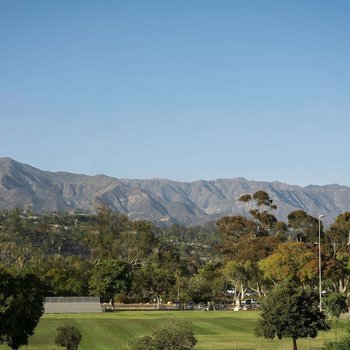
[0,311,344,350]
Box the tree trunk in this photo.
[292,338,297,350]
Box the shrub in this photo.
[129,319,197,350]
[54,325,82,350]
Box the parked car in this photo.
[241,299,259,310]
[197,302,209,311]
[186,301,195,310]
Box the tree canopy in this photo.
[259,242,317,285]
[89,259,131,305]
[1,192,350,321]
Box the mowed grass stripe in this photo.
[0,311,342,350]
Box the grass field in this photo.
[0,310,345,350]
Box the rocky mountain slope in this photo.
[1,157,349,226]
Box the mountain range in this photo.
[0,157,349,226]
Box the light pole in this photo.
[318,214,324,311]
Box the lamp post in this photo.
[318,214,324,311]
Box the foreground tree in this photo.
[129,319,197,350]
[256,282,329,350]
[0,270,46,350]
[55,325,82,350]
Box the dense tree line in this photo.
[1,192,350,308]
[0,206,218,304]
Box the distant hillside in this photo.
[0,157,349,226]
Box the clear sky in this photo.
[1,1,349,186]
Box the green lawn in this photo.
[0,311,345,350]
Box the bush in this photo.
[129,319,197,350]
[324,292,348,319]
[55,325,82,350]
[129,336,155,350]
[323,336,350,350]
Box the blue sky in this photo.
[1,1,349,186]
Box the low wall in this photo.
[45,297,103,314]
